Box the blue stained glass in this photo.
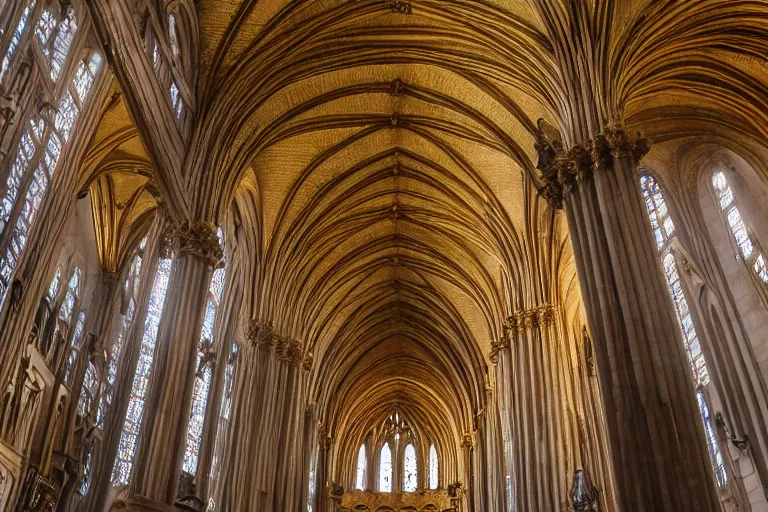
[54,92,78,142]
[47,267,62,302]
[77,361,97,416]
[49,8,77,81]
[111,258,173,486]
[697,392,727,487]
[0,1,36,82]
[183,265,228,475]
[640,175,674,250]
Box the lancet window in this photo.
[428,444,438,490]
[711,171,768,284]
[0,51,102,308]
[379,442,393,492]
[111,256,173,485]
[183,258,227,475]
[640,173,726,486]
[402,443,417,492]
[209,342,238,494]
[98,238,145,429]
[35,4,78,82]
[355,444,366,490]
[0,0,36,82]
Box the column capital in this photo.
[504,304,556,336]
[535,122,650,207]
[246,320,304,367]
[164,219,223,266]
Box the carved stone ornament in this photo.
[165,220,223,266]
[390,1,412,14]
[339,490,451,511]
[489,336,509,365]
[583,326,596,377]
[327,481,344,502]
[246,320,303,367]
[569,469,600,512]
[504,304,555,336]
[534,123,650,207]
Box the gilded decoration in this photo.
[246,320,303,367]
[339,490,451,511]
[535,123,650,207]
[165,220,223,267]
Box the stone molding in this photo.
[246,321,303,367]
[535,122,650,208]
[163,220,223,266]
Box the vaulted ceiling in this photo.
[84,0,768,472]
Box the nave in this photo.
[0,0,767,511]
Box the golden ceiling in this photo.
[83,0,768,462]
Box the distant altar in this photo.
[337,489,456,511]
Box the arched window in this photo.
[402,443,417,492]
[35,5,78,82]
[428,444,438,490]
[183,260,226,475]
[712,171,768,284]
[698,391,727,487]
[0,0,36,82]
[355,444,366,490]
[0,51,102,308]
[111,256,173,485]
[64,311,87,385]
[640,174,724,486]
[98,238,145,429]
[209,341,238,494]
[379,442,392,492]
[307,445,318,512]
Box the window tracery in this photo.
[640,173,725,486]
[428,444,438,490]
[0,0,37,82]
[379,442,392,492]
[98,239,145,430]
[712,171,768,284]
[402,443,417,492]
[0,52,102,308]
[355,444,366,490]
[111,256,173,486]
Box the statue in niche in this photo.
[13,364,43,452]
[569,469,599,512]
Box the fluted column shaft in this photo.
[553,127,720,511]
[131,221,223,505]
[213,322,304,511]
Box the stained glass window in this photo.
[209,342,238,493]
[111,257,173,486]
[64,311,87,385]
[428,444,438,489]
[379,442,392,492]
[35,5,78,82]
[640,174,725,486]
[47,267,62,302]
[183,264,226,475]
[307,446,317,512]
[355,445,366,490]
[99,242,144,429]
[1,0,36,82]
[79,446,94,496]
[170,81,182,119]
[697,391,727,487]
[77,360,97,417]
[0,52,102,309]
[402,443,417,492]
[712,171,768,285]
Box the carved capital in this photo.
[505,304,556,337]
[247,321,303,367]
[166,220,223,266]
[489,337,509,365]
[460,432,473,448]
[327,481,344,502]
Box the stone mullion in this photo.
[130,220,224,506]
[548,127,721,511]
[83,212,166,512]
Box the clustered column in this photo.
[130,220,223,507]
[538,125,721,511]
[213,321,306,511]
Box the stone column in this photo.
[494,305,577,511]
[538,125,721,511]
[128,220,223,507]
[213,321,304,511]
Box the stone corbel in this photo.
[569,469,600,512]
[327,481,344,503]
